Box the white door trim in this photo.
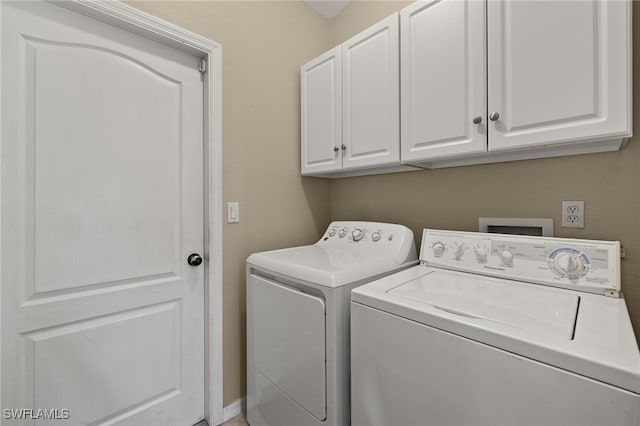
[0,0,224,424]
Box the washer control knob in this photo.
[372,232,381,242]
[352,228,364,242]
[499,250,513,266]
[338,228,347,238]
[554,253,587,279]
[453,244,466,260]
[556,253,580,273]
[328,228,337,237]
[474,247,488,263]
[432,242,446,257]
[547,248,590,279]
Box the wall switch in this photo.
[561,200,584,228]
[227,202,240,223]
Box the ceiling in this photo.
[303,0,351,21]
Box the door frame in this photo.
[0,1,224,424]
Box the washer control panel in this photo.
[420,229,621,295]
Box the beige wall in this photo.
[126,1,333,405]
[130,0,639,407]
[329,1,640,342]
[329,0,412,45]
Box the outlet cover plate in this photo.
[561,200,584,228]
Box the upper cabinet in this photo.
[342,15,400,171]
[302,0,631,176]
[400,0,631,168]
[487,0,631,151]
[400,0,487,162]
[301,14,417,177]
[301,46,342,175]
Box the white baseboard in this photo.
[222,397,246,423]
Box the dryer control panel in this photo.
[420,229,621,296]
[319,221,417,265]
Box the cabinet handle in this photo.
[472,116,482,124]
[489,112,500,121]
[333,146,339,152]
[341,144,346,151]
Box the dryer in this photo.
[351,229,640,426]
[246,221,417,426]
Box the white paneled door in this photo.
[1,2,205,425]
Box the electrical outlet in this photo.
[561,201,584,228]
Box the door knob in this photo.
[489,112,500,121]
[472,116,482,124]
[187,253,203,266]
[333,146,339,152]
[341,144,346,151]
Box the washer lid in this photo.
[352,266,640,394]
[388,269,579,340]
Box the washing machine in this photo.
[246,221,418,426]
[351,229,640,426]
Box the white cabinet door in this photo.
[301,46,342,175]
[488,0,631,151]
[342,14,400,170]
[401,0,486,162]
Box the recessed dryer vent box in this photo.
[479,218,554,237]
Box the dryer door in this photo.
[250,274,327,421]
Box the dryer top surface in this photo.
[247,221,418,288]
[248,245,416,288]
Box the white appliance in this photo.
[246,221,418,426]
[351,229,640,426]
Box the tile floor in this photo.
[221,413,248,426]
[193,412,248,426]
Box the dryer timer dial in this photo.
[352,228,365,242]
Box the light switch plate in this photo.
[227,202,239,223]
